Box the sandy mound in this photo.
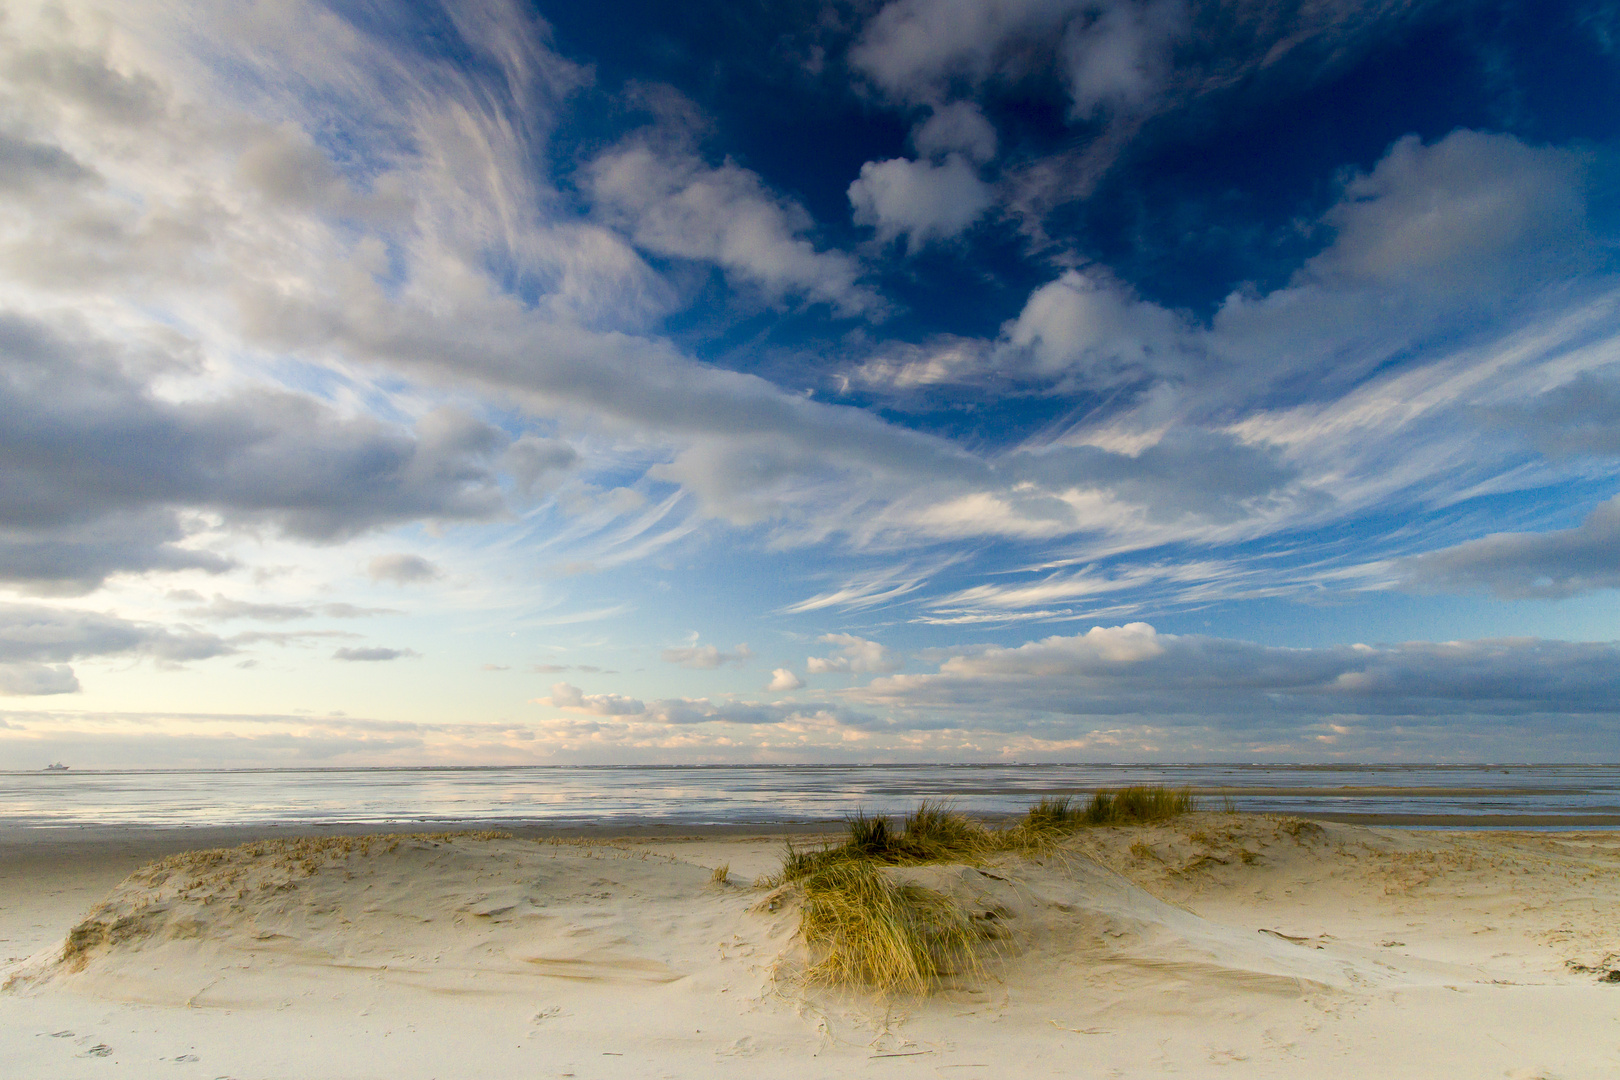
[6,816,1620,1078]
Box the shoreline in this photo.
[5,807,1620,848]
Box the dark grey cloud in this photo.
[503,435,580,499]
[1401,496,1620,599]
[0,602,234,695]
[0,313,513,594]
[851,623,1620,723]
[1492,373,1620,458]
[0,131,95,192]
[1008,430,1299,523]
[333,646,418,662]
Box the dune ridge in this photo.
[3,815,1619,1078]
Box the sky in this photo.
[3,0,1620,767]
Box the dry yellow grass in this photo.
[768,790,1195,995]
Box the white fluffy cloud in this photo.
[849,154,994,250]
[912,101,997,163]
[1001,268,1191,383]
[541,681,647,715]
[807,632,902,674]
[850,0,1188,118]
[589,139,877,314]
[766,667,805,691]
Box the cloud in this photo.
[767,667,804,691]
[0,314,512,594]
[332,646,418,662]
[848,154,994,250]
[1309,131,1594,294]
[0,602,234,695]
[660,642,754,669]
[1401,496,1620,600]
[854,623,1620,723]
[999,267,1191,384]
[503,436,579,499]
[1060,0,1188,118]
[367,553,444,585]
[0,663,78,696]
[806,632,902,674]
[780,558,953,614]
[3,0,1609,640]
[179,595,396,621]
[911,101,997,163]
[1492,374,1620,458]
[540,681,646,715]
[850,0,1187,117]
[0,131,96,192]
[588,135,878,314]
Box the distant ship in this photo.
[44,762,69,771]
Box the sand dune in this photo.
[3,816,1618,1078]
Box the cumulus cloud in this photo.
[589,136,878,314]
[540,681,646,715]
[850,0,1187,117]
[1000,267,1191,384]
[848,154,994,250]
[0,602,234,695]
[1310,131,1594,294]
[1400,496,1620,600]
[1060,0,1188,118]
[766,667,805,691]
[332,646,418,662]
[806,632,902,674]
[912,101,997,163]
[367,553,444,585]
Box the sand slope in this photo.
[4,816,1619,1078]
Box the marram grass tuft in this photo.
[767,788,1195,994]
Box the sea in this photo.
[3,764,1620,831]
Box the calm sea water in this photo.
[3,764,1619,829]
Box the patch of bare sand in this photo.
[3,817,1618,1078]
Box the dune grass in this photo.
[1022,786,1196,831]
[769,788,1194,995]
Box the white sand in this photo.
[3,815,1618,1079]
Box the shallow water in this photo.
[3,763,1619,829]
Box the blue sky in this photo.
[2,0,1620,766]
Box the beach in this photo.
[3,813,1617,1079]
